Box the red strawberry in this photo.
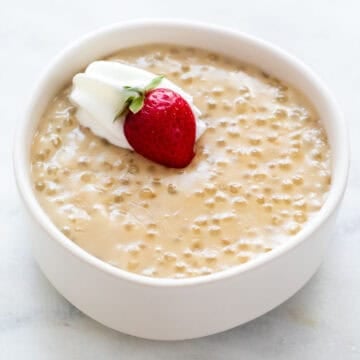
[123,83,196,168]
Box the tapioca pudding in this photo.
[30,44,331,278]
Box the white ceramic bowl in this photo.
[14,20,349,340]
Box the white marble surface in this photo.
[1,0,359,358]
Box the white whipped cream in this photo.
[69,61,206,150]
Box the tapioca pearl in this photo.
[204,198,215,208]
[208,225,221,235]
[211,215,220,225]
[276,92,288,103]
[146,229,158,238]
[294,211,307,223]
[180,74,193,84]
[45,181,58,195]
[194,189,205,197]
[229,183,242,194]
[35,181,45,192]
[216,138,227,148]
[100,161,113,171]
[151,177,162,187]
[236,83,249,94]
[146,164,156,174]
[194,215,208,226]
[286,222,301,235]
[50,134,62,148]
[289,129,303,140]
[207,125,216,133]
[61,168,70,176]
[273,108,287,120]
[200,147,211,158]
[271,121,282,130]
[77,156,89,168]
[100,176,114,188]
[256,194,265,204]
[223,245,237,255]
[208,53,219,61]
[281,179,293,191]
[278,158,292,170]
[181,64,191,72]
[62,115,74,127]
[215,191,227,202]
[293,199,307,210]
[289,148,301,159]
[152,52,164,61]
[234,98,248,113]
[217,118,226,127]
[191,225,201,234]
[225,147,236,155]
[237,255,250,264]
[112,190,124,203]
[280,209,291,218]
[226,128,240,138]
[237,116,248,127]
[255,117,267,127]
[215,159,229,168]
[221,238,231,245]
[222,100,233,111]
[206,98,217,109]
[175,262,187,272]
[61,226,71,237]
[310,149,323,161]
[250,148,262,157]
[263,186,272,195]
[35,149,50,161]
[211,86,224,96]
[54,125,63,133]
[267,132,278,143]
[200,267,213,276]
[126,260,139,271]
[250,184,260,193]
[167,183,177,194]
[247,161,258,169]
[183,249,193,258]
[292,174,304,185]
[79,171,92,183]
[203,250,218,262]
[217,183,227,191]
[232,196,248,207]
[273,193,291,204]
[253,172,267,181]
[139,187,156,199]
[125,243,141,256]
[191,239,203,251]
[124,221,136,231]
[319,171,331,185]
[271,215,283,226]
[248,135,262,145]
[204,183,216,194]
[263,203,273,212]
[142,267,158,277]
[308,199,322,211]
[238,242,250,251]
[253,243,264,253]
[128,164,139,175]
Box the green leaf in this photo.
[113,75,165,121]
[144,75,164,92]
[129,95,144,113]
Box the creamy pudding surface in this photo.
[30,45,331,278]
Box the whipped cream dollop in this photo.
[69,61,206,150]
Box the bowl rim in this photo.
[13,19,349,288]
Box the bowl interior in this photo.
[14,20,349,286]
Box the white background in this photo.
[1,0,359,358]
